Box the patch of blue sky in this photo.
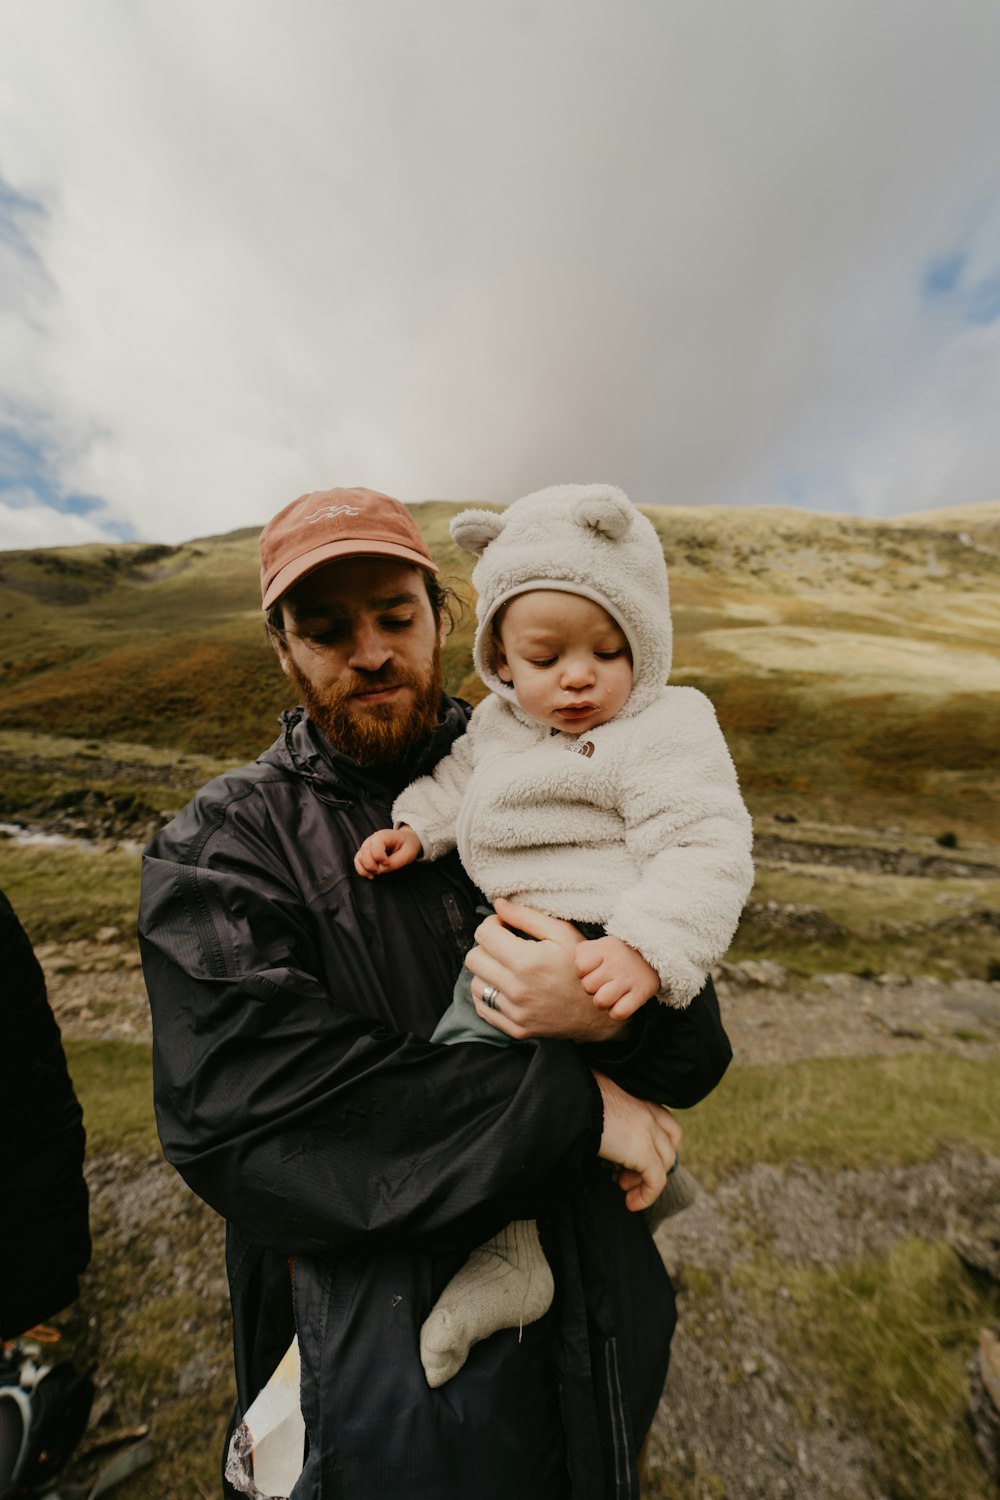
[774,466,852,514]
[921,250,967,301]
[0,421,135,536]
[965,275,1000,327]
[919,203,1000,327]
[90,514,138,542]
[0,178,46,268]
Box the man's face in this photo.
[274,557,445,765]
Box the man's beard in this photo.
[288,642,444,766]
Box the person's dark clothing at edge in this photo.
[1,888,91,1340]
[139,700,732,1499]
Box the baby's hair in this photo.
[490,604,508,643]
[485,601,512,674]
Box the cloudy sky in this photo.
[1,1,999,550]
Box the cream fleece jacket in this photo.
[393,688,752,1007]
[394,483,753,1006]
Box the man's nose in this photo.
[348,623,392,671]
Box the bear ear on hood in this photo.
[572,491,633,541]
[450,508,507,557]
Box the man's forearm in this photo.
[145,941,603,1256]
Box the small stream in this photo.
[0,821,144,857]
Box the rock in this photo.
[982,1328,1000,1412]
[739,902,846,941]
[725,959,789,988]
[969,1328,1000,1482]
[816,973,862,994]
[871,1013,926,1040]
[177,1349,215,1397]
[96,926,121,943]
[950,1205,1000,1283]
[88,1391,115,1427]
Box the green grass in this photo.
[771,1240,999,1500]
[0,635,296,758]
[0,841,143,943]
[729,863,1000,981]
[66,1038,158,1156]
[729,916,999,983]
[58,1041,230,1495]
[0,765,174,826]
[751,863,1000,931]
[677,1054,1000,1184]
[0,730,244,832]
[669,1052,1000,1498]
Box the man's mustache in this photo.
[329,666,420,703]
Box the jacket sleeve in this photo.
[582,974,732,1107]
[139,817,602,1260]
[604,690,754,1005]
[391,708,480,860]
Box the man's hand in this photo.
[593,1071,681,1211]
[576,935,661,1020]
[354,825,423,879]
[465,897,629,1043]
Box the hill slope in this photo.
[1,501,998,841]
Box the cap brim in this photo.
[262,539,438,609]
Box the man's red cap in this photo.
[260,487,438,609]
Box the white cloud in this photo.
[0,497,117,549]
[0,0,999,548]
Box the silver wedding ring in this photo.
[481,983,500,1010]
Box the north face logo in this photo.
[575,740,595,758]
[307,505,361,523]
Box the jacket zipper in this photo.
[604,1336,637,1499]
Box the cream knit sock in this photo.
[420,1219,555,1388]
[643,1162,700,1232]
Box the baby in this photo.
[355,483,754,1387]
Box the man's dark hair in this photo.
[264,572,466,646]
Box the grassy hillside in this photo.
[2,499,998,842]
[3,500,998,1498]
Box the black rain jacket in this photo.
[138,703,732,1499]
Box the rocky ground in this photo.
[27,930,1000,1500]
[38,932,1000,1061]
[648,1152,1000,1499]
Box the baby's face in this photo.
[495,590,633,734]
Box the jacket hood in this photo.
[451,484,672,720]
[262,698,471,801]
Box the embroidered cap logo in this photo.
[307,505,361,524]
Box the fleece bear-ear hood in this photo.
[451,483,672,720]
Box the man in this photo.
[139,486,732,1499]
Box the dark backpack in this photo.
[0,1345,93,1498]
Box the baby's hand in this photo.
[575,936,661,1020]
[354,825,423,878]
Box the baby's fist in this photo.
[354,825,423,878]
